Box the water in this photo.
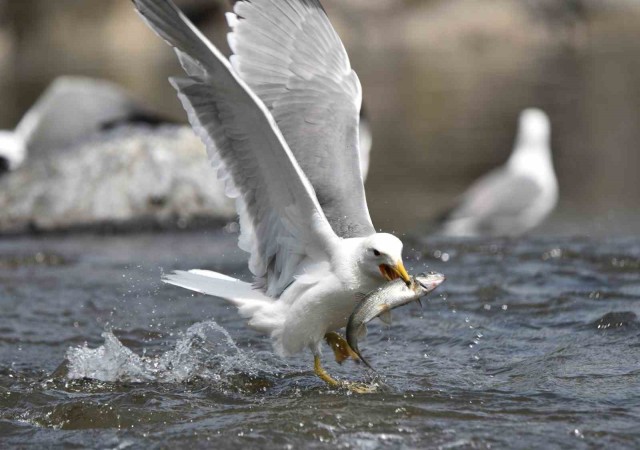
[1,229,639,449]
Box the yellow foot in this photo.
[344,381,378,394]
[313,355,377,393]
[324,332,360,364]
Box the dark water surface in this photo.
[1,230,639,449]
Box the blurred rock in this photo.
[0,125,235,233]
[591,311,639,331]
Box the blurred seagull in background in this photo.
[438,108,558,237]
[132,0,411,390]
[0,76,168,175]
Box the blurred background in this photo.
[1,0,639,236]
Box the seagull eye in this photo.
[372,249,381,256]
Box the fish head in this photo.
[414,271,446,294]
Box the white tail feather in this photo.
[162,270,283,335]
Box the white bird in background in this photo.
[132,0,411,389]
[0,76,166,174]
[438,108,558,237]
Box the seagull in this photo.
[0,76,168,174]
[132,0,411,389]
[438,108,558,237]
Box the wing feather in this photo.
[228,0,375,238]
[133,0,338,297]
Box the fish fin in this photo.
[378,311,392,325]
[357,324,368,338]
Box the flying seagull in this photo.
[0,76,168,175]
[132,0,411,390]
[438,108,558,237]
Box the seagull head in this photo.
[517,108,550,147]
[359,233,410,284]
[509,108,553,173]
[0,131,26,174]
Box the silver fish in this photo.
[346,272,446,369]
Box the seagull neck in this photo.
[508,143,553,174]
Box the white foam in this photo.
[65,320,269,383]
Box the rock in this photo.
[0,125,235,233]
[591,311,639,331]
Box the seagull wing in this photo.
[133,0,338,297]
[227,0,375,238]
[445,168,543,234]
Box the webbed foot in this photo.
[313,355,377,393]
[344,381,378,394]
[324,331,360,364]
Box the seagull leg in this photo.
[324,332,360,364]
[314,354,341,387]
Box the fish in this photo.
[346,272,446,369]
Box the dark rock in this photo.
[592,311,638,330]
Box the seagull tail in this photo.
[163,270,282,335]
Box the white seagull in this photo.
[439,108,558,237]
[132,0,411,389]
[0,76,163,174]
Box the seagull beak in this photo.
[379,261,411,284]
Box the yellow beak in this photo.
[379,261,411,283]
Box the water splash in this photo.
[65,320,270,383]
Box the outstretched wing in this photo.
[133,0,338,297]
[227,0,375,238]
